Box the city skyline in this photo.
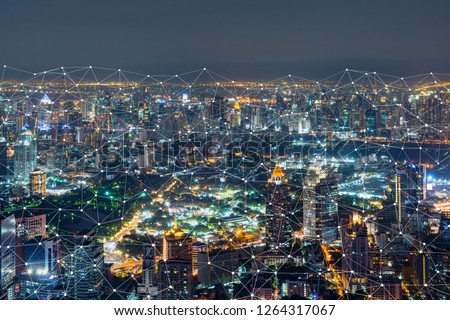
[1,0,450,303]
[0,66,449,300]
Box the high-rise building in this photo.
[16,214,47,241]
[18,273,63,300]
[139,242,158,299]
[209,96,228,130]
[63,234,104,300]
[18,237,62,299]
[376,183,396,234]
[154,220,195,299]
[417,95,449,131]
[14,130,37,184]
[394,163,426,230]
[265,164,291,249]
[15,213,47,275]
[394,166,407,226]
[342,213,369,290]
[162,221,192,262]
[0,213,16,300]
[156,259,193,300]
[367,275,402,300]
[29,168,46,196]
[80,100,94,120]
[0,137,8,179]
[251,105,261,130]
[23,237,61,275]
[192,242,207,277]
[406,250,429,288]
[197,248,239,287]
[17,235,63,300]
[303,161,338,244]
[365,109,379,137]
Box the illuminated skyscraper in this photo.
[63,234,104,300]
[342,213,369,289]
[29,168,46,196]
[0,137,8,179]
[209,96,228,130]
[0,213,15,300]
[154,220,194,299]
[14,130,37,184]
[162,220,192,261]
[15,213,47,275]
[139,242,158,299]
[265,164,292,249]
[303,161,338,244]
[23,237,60,275]
[394,163,426,229]
[376,182,397,235]
[251,105,261,130]
[412,251,429,287]
[365,109,378,137]
[394,166,407,226]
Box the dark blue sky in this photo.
[1,0,449,79]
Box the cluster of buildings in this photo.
[0,70,449,299]
[0,209,104,300]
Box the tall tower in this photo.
[0,137,8,179]
[365,109,378,137]
[157,221,193,299]
[394,166,407,226]
[63,234,104,300]
[0,213,16,300]
[394,163,425,228]
[209,96,227,131]
[408,250,429,287]
[14,130,37,184]
[342,213,369,289]
[303,161,338,244]
[376,188,396,235]
[140,242,157,299]
[265,164,291,249]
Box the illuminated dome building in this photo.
[162,218,192,261]
[157,218,193,299]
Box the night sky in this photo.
[1,0,450,79]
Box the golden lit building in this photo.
[156,218,194,299]
[266,164,292,249]
[231,101,241,127]
[162,218,192,261]
[29,168,46,196]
